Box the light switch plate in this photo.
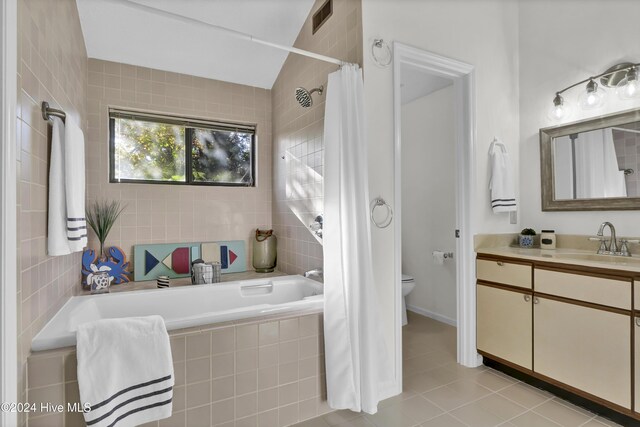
[509,210,517,224]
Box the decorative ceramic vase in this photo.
[519,234,535,248]
[253,229,277,273]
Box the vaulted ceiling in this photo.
[76,0,316,89]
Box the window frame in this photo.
[108,109,256,187]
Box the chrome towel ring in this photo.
[370,197,393,228]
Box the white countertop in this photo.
[477,246,640,274]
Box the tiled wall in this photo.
[271,0,363,274]
[613,126,640,197]
[27,312,327,427]
[16,0,87,423]
[85,59,273,268]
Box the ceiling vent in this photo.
[312,0,332,34]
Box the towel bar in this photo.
[41,101,66,121]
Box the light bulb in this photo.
[617,67,640,100]
[579,79,606,110]
[548,93,571,121]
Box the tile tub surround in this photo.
[271,0,363,275]
[293,313,622,427]
[16,0,87,423]
[85,58,273,269]
[27,312,327,427]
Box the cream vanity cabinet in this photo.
[476,258,533,369]
[477,255,635,418]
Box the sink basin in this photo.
[553,253,640,266]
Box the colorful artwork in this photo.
[134,241,246,281]
[82,246,131,287]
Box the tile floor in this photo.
[293,312,624,427]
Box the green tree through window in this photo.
[110,112,255,186]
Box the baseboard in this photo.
[407,305,457,327]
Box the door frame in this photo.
[0,0,18,423]
[392,43,481,374]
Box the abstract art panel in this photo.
[134,241,246,281]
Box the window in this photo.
[109,109,256,186]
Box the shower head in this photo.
[295,85,324,108]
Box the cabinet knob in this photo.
[533,297,540,304]
[497,261,504,266]
[523,295,531,302]
[636,317,640,327]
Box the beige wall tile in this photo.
[187,332,211,360]
[186,380,212,409]
[237,324,259,350]
[17,0,87,418]
[212,352,235,379]
[86,58,273,267]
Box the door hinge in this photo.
[455,229,460,238]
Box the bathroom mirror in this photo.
[540,108,640,210]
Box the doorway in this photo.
[392,43,479,385]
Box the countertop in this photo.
[477,246,640,274]
[81,269,288,296]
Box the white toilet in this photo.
[401,274,416,326]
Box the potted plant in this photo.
[86,200,126,260]
[519,228,536,248]
[83,200,130,293]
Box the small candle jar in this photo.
[540,230,556,250]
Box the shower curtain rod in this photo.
[111,0,353,67]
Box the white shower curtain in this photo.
[575,129,627,198]
[323,64,388,414]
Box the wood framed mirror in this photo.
[540,108,640,211]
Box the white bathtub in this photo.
[32,275,323,352]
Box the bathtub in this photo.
[31,275,323,352]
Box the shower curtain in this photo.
[323,64,388,414]
[575,128,627,198]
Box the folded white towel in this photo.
[489,140,517,213]
[64,116,87,251]
[76,316,174,427]
[47,117,71,256]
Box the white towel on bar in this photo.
[489,140,517,213]
[64,116,87,251]
[47,117,71,256]
[76,316,174,427]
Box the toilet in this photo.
[401,274,416,325]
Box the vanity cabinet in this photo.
[477,255,636,418]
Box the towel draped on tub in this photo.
[76,315,174,427]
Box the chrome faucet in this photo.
[304,268,323,281]
[597,221,618,254]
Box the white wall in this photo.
[519,0,640,235]
[401,86,456,324]
[362,0,520,382]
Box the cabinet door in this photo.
[633,314,640,413]
[477,284,532,369]
[534,297,631,409]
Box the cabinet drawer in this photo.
[535,269,631,310]
[634,279,640,310]
[477,259,532,289]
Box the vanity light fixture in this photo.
[550,62,640,120]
